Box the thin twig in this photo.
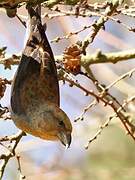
[74,99,97,122]
[106,67,135,90]
[0,131,26,179]
[85,117,112,149]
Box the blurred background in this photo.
[0,0,135,179]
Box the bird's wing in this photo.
[11,6,59,115]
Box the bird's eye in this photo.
[59,121,64,126]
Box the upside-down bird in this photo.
[10,5,72,148]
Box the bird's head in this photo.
[28,102,72,148]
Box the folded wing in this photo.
[11,6,59,115]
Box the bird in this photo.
[10,5,72,148]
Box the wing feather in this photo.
[11,6,59,115]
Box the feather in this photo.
[11,5,59,115]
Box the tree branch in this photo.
[0,49,135,69]
[0,131,26,179]
[81,49,135,67]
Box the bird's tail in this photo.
[11,4,60,115]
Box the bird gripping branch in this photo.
[11,5,72,148]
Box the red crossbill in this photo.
[11,5,72,148]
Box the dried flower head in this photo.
[0,78,6,98]
[63,44,81,75]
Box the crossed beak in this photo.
[57,131,72,149]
